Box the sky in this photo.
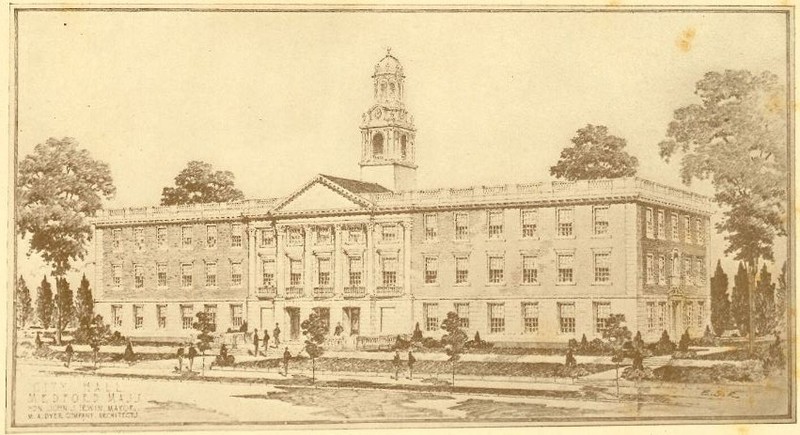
[15,9,789,284]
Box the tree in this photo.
[35,276,54,329]
[550,124,639,180]
[192,311,216,355]
[731,262,751,336]
[602,313,632,397]
[161,160,245,206]
[775,262,787,333]
[753,264,776,336]
[16,276,33,328]
[17,137,116,344]
[658,70,787,353]
[440,312,468,387]
[75,274,94,327]
[53,277,76,332]
[709,260,731,336]
[301,311,327,383]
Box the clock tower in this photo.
[359,49,417,192]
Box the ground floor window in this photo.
[230,304,243,329]
[181,305,193,330]
[559,303,576,334]
[488,303,505,334]
[454,303,469,329]
[522,302,539,333]
[594,302,611,334]
[646,302,656,332]
[697,301,705,329]
[112,305,122,327]
[657,302,667,331]
[424,303,439,332]
[133,305,143,329]
[204,305,217,329]
[157,305,167,329]
[313,307,331,333]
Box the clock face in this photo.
[373,108,382,120]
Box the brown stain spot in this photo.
[766,92,787,114]
[737,426,749,435]
[608,0,622,6]
[676,27,697,52]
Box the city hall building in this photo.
[90,51,712,345]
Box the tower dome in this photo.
[373,48,404,77]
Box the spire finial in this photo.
[387,47,392,56]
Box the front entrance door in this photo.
[343,307,360,336]
[286,307,301,340]
[671,301,681,336]
[260,307,274,330]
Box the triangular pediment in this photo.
[275,177,371,213]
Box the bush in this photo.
[393,334,411,351]
[465,331,492,350]
[555,364,590,379]
[649,330,676,356]
[678,330,691,352]
[122,341,136,363]
[411,323,423,342]
[654,361,765,383]
[421,337,442,349]
[622,366,655,381]
[761,336,786,373]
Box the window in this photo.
[205,262,217,287]
[671,252,680,279]
[594,302,611,334]
[206,225,217,248]
[671,213,679,241]
[134,227,145,251]
[381,256,398,287]
[488,210,504,239]
[454,303,470,328]
[684,216,692,243]
[260,229,275,247]
[289,259,303,286]
[112,264,122,288]
[658,255,666,285]
[262,259,276,287]
[424,256,438,284]
[181,263,193,288]
[646,302,656,332]
[522,209,538,238]
[697,301,705,328]
[593,206,609,236]
[231,223,242,248]
[522,302,539,333]
[157,227,167,249]
[685,302,694,329]
[157,263,167,288]
[112,229,122,251]
[696,219,704,245]
[557,253,574,284]
[157,305,167,329]
[112,305,122,327]
[381,224,398,242]
[134,264,144,289]
[696,258,705,287]
[454,212,469,240]
[488,303,505,333]
[316,226,332,245]
[231,262,243,287]
[557,208,574,237]
[658,302,667,331]
[646,254,655,284]
[347,227,364,244]
[657,210,665,239]
[181,305,193,329]
[424,303,438,332]
[488,255,504,284]
[455,256,469,284]
[645,208,654,238]
[522,255,538,284]
[317,257,331,287]
[348,256,363,286]
[133,305,143,329]
[181,225,193,249]
[684,257,692,284]
[204,305,217,329]
[424,214,438,241]
[559,303,576,333]
[230,304,243,329]
[594,252,610,283]
[288,228,303,245]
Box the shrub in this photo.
[393,334,411,351]
[622,366,654,381]
[761,336,786,373]
[649,330,676,356]
[411,323,424,342]
[678,330,691,352]
[421,337,442,349]
[654,361,765,383]
[122,340,136,363]
[464,331,492,350]
[567,338,579,350]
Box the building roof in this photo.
[374,50,403,76]
[319,174,392,194]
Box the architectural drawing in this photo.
[8,4,795,429]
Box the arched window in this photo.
[390,82,396,97]
[400,135,407,159]
[671,251,680,277]
[380,82,387,100]
[372,133,384,158]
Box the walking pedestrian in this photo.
[282,347,291,376]
[334,322,343,337]
[262,329,270,355]
[407,350,416,380]
[273,323,281,347]
[64,343,74,368]
[188,343,198,371]
[90,341,100,368]
[393,350,402,380]
[253,329,260,357]
[35,332,43,349]
[176,345,185,372]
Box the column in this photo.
[248,223,257,298]
[304,225,313,297]
[276,226,286,297]
[366,222,375,295]
[402,219,412,296]
[334,224,343,296]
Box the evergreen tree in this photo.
[53,277,76,332]
[709,260,730,336]
[35,276,54,329]
[731,262,751,336]
[15,276,33,328]
[775,262,787,333]
[754,264,776,336]
[75,274,94,326]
